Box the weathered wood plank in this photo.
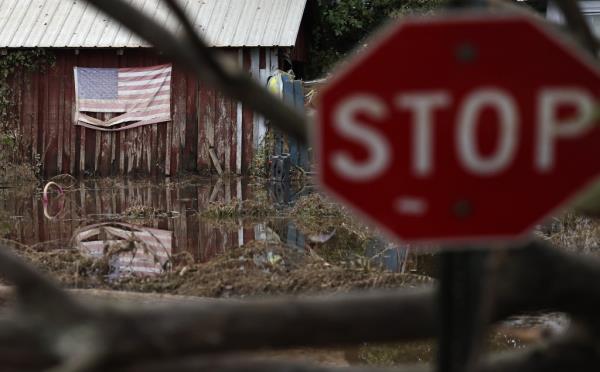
[157,120,166,176]
[31,66,40,167]
[41,58,52,177]
[137,126,143,172]
[184,70,197,172]
[214,89,229,173]
[229,94,236,173]
[205,85,216,174]
[128,128,136,174]
[242,49,254,174]
[165,118,172,176]
[172,64,186,175]
[208,148,223,176]
[250,48,261,151]
[63,53,75,174]
[270,48,279,70]
[56,53,65,174]
[197,79,210,171]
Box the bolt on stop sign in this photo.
[316,13,600,243]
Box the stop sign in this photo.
[316,14,600,243]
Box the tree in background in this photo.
[307,0,548,78]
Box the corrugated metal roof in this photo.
[0,0,307,48]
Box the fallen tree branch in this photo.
[107,321,600,372]
[0,285,227,308]
[113,357,408,372]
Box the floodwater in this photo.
[0,176,571,365]
[0,176,425,276]
[1,177,293,265]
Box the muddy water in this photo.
[0,177,570,364]
[0,178,297,263]
[0,177,427,275]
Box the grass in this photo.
[290,193,345,222]
[201,198,276,219]
[0,162,38,185]
[249,130,274,179]
[538,212,600,254]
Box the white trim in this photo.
[236,49,243,174]
[250,48,261,149]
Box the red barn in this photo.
[0,0,309,177]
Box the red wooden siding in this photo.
[9,48,278,177]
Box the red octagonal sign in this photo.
[316,14,600,243]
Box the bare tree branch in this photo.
[552,0,599,56]
[113,357,409,372]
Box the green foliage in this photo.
[0,49,54,124]
[307,0,443,78]
[0,49,54,180]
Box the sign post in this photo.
[316,12,600,372]
[316,14,600,242]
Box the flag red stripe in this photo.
[118,71,171,82]
[116,92,171,100]
[119,82,171,92]
[118,64,171,73]
[80,99,170,111]
[115,108,171,120]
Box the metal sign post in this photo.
[438,250,492,372]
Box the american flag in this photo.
[74,64,172,131]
